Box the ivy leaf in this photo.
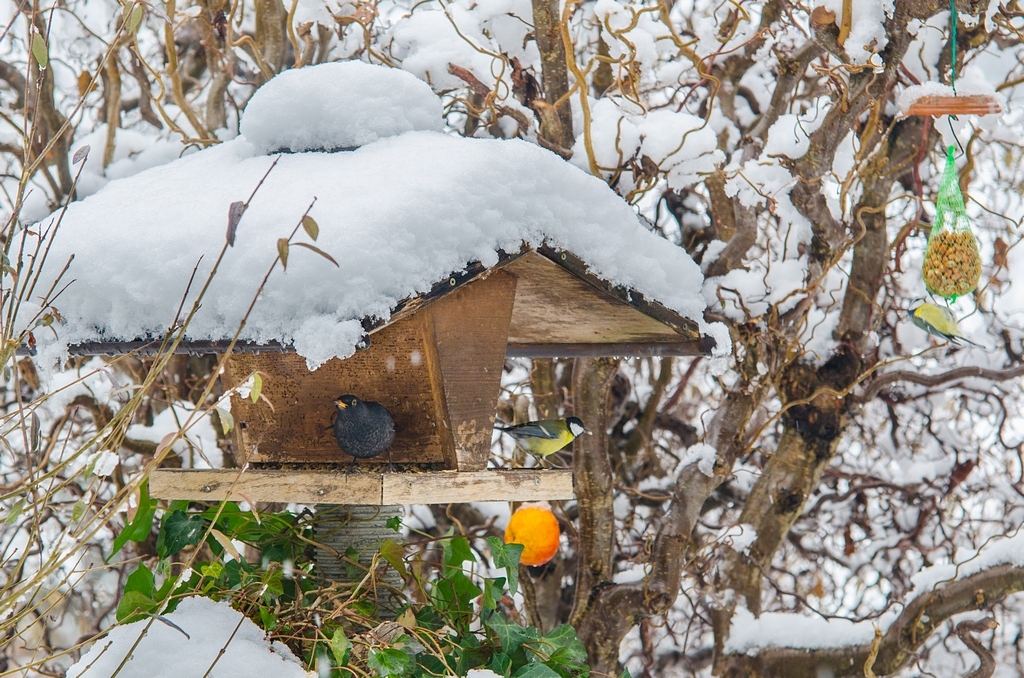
[260,607,279,632]
[486,612,538,654]
[481,576,505,611]
[117,564,157,623]
[156,510,206,558]
[108,481,156,560]
[330,628,351,666]
[487,536,523,596]
[489,653,513,676]
[512,664,561,678]
[367,647,411,677]
[123,563,155,597]
[443,536,475,570]
[301,215,319,241]
[291,241,338,267]
[538,624,589,674]
[618,670,633,678]
[200,561,223,581]
[116,590,158,624]
[380,539,408,578]
[431,570,480,631]
[31,33,48,68]
[277,238,289,270]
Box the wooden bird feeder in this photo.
[904,94,1002,117]
[107,244,714,506]
[24,62,719,509]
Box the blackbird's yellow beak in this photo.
[335,400,347,409]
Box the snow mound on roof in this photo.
[240,61,443,153]
[67,596,311,678]
[29,131,724,371]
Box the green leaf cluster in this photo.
[113,504,589,677]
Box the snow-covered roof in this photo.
[27,61,724,370]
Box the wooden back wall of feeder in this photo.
[223,249,711,474]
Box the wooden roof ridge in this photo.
[22,241,715,357]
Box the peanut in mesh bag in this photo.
[921,146,981,300]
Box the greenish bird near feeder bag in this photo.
[921,146,982,302]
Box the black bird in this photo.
[331,395,395,473]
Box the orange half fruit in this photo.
[504,503,560,567]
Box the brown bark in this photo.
[163,0,209,139]
[128,49,162,129]
[568,357,620,630]
[530,358,560,420]
[27,12,73,199]
[101,43,122,169]
[254,0,288,78]
[531,0,573,151]
[575,328,778,674]
[712,91,940,678]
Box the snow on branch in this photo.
[721,529,1024,676]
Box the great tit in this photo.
[496,417,586,457]
[910,303,982,347]
[332,395,396,473]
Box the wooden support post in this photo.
[427,270,518,471]
[314,504,405,619]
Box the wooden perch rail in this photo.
[150,468,575,504]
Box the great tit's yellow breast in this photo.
[522,427,576,456]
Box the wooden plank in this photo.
[502,251,707,348]
[428,270,518,471]
[224,314,448,466]
[382,469,575,503]
[49,339,291,357]
[363,248,526,336]
[419,312,458,469]
[506,341,707,357]
[151,468,383,504]
[151,468,575,504]
[537,246,705,341]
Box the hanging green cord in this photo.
[950,0,957,93]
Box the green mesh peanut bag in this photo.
[921,146,982,301]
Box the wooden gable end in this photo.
[501,251,708,356]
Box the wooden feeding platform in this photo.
[903,94,1003,117]
[73,244,715,505]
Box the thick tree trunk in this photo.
[568,357,620,629]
